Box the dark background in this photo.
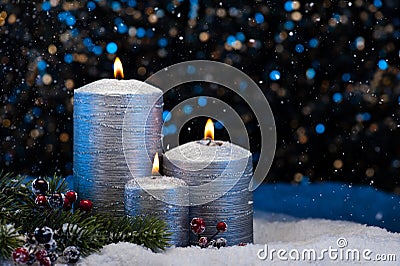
[1,0,399,192]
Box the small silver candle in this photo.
[124,153,189,247]
[163,119,254,245]
[74,58,163,216]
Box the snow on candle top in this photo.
[164,141,251,163]
[75,79,162,95]
[125,176,188,190]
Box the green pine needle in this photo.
[0,223,24,259]
[0,171,171,259]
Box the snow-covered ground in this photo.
[80,212,400,265]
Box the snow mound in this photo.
[80,213,400,265]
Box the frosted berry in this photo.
[65,190,77,203]
[32,178,49,195]
[48,252,58,262]
[190,218,206,234]
[44,239,57,252]
[12,247,29,264]
[63,246,80,263]
[63,197,72,211]
[48,193,64,209]
[79,199,93,212]
[213,237,227,249]
[34,226,54,244]
[35,195,47,207]
[216,221,227,232]
[39,256,51,266]
[35,250,47,261]
[198,236,208,248]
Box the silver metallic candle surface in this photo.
[163,130,254,245]
[74,79,162,216]
[124,176,189,247]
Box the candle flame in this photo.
[152,152,160,175]
[204,118,214,140]
[114,57,124,79]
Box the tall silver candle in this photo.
[74,69,163,216]
[163,120,254,245]
[124,176,189,247]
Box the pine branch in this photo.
[0,171,171,260]
[0,223,24,259]
[104,215,171,252]
[47,174,68,194]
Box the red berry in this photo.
[190,217,206,234]
[65,190,77,203]
[237,242,247,246]
[12,247,29,264]
[35,250,47,261]
[35,195,47,207]
[63,197,72,211]
[79,199,93,212]
[39,256,51,266]
[198,236,208,248]
[216,221,227,232]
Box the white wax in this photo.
[125,176,188,190]
[75,79,162,95]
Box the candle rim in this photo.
[75,79,163,95]
[163,140,252,162]
[125,176,188,189]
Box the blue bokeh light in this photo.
[236,32,246,42]
[83,37,93,47]
[37,60,47,71]
[306,68,316,79]
[342,73,351,82]
[255,13,264,24]
[92,46,103,55]
[158,38,168,47]
[226,35,236,46]
[106,42,118,54]
[42,1,51,11]
[332,92,343,103]
[378,59,388,70]
[239,80,248,91]
[127,0,137,7]
[269,70,281,81]
[162,110,172,122]
[284,1,293,12]
[117,23,128,34]
[65,14,76,26]
[215,121,224,130]
[373,0,382,8]
[186,65,196,74]
[309,38,319,48]
[87,1,96,11]
[315,124,325,134]
[136,27,146,38]
[198,96,207,107]
[163,124,177,135]
[64,54,73,64]
[183,105,193,114]
[111,1,122,11]
[284,21,295,30]
[295,44,305,53]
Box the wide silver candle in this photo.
[74,79,162,216]
[124,176,189,247]
[163,139,254,246]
